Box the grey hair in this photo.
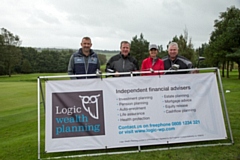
[168,42,179,50]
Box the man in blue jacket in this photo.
[68,37,100,79]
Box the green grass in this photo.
[0,73,67,82]
[0,81,37,160]
[0,70,240,160]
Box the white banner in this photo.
[45,73,227,153]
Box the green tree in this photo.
[0,28,22,76]
[207,6,240,78]
[59,50,72,72]
[33,49,72,73]
[19,47,38,73]
[195,43,208,68]
[21,59,32,73]
[130,33,149,67]
[0,34,5,74]
[158,45,168,58]
[169,29,197,66]
[226,48,240,79]
[98,54,107,65]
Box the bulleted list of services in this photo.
[162,94,196,114]
[116,96,152,122]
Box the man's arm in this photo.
[105,56,116,71]
[96,54,100,70]
[105,58,112,72]
[67,54,77,79]
[132,58,139,76]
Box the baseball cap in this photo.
[149,44,158,50]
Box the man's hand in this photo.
[191,68,199,74]
[115,71,120,77]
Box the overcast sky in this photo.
[1,0,239,50]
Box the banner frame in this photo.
[37,67,234,160]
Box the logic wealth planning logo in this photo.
[52,90,105,138]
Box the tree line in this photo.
[0,30,108,76]
[198,6,240,79]
[0,6,239,78]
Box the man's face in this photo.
[81,39,92,52]
[120,43,130,57]
[168,45,178,60]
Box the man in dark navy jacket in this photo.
[68,37,100,79]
